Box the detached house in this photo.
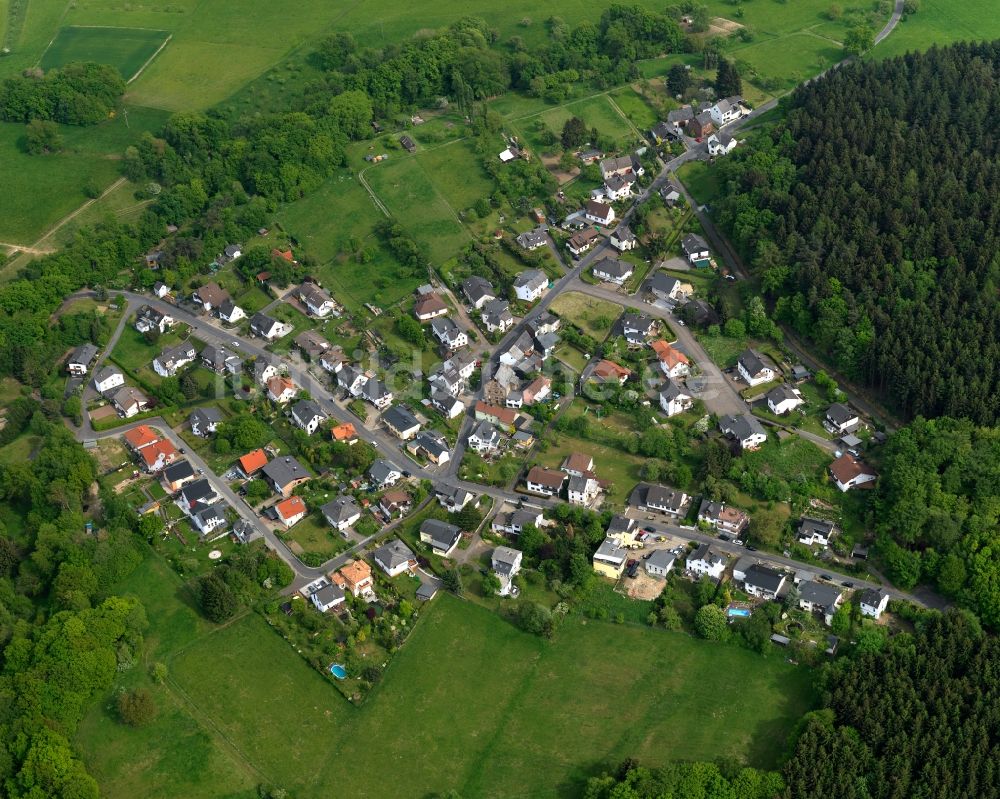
[467,420,502,454]
[177,478,221,517]
[261,456,311,496]
[153,343,196,377]
[720,413,767,450]
[709,96,744,126]
[297,283,337,317]
[681,233,710,267]
[134,305,174,334]
[189,406,223,438]
[361,376,393,410]
[250,312,286,341]
[124,424,159,451]
[67,343,98,376]
[274,496,307,528]
[830,453,877,492]
[93,366,125,394]
[659,379,693,416]
[610,226,637,252]
[431,389,464,419]
[513,269,548,303]
[798,517,836,547]
[481,299,514,334]
[218,298,245,324]
[192,282,229,312]
[461,276,495,309]
[743,564,786,600]
[200,345,241,375]
[162,459,196,493]
[368,459,402,490]
[826,403,860,434]
[112,386,151,418]
[632,483,690,517]
[525,466,566,497]
[332,560,374,598]
[382,404,421,441]
[311,583,346,613]
[419,519,463,557]
[685,544,726,580]
[492,508,543,536]
[584,200,615,227]
[567,473,600,506]
[592,257,633,285]
[567,227,600,257]
[430,317,468,350]
[860,588,890,619]
[267,376,297,404]
[516,228,548,251]
[291,399,326,434]
[707,132,737,156]
[414,293,449,322]
[798,581,844,626]
[379,489,411,518]
[646,549,676,578]
[698,499,749,535]
[737,349,776,386]
[237,448,268,478]
[651,340,691,378]
[373,538,417,577]
[491,546,522,596]
[585,359,632,386]
[294,331,330,361]
[593,537,628,579]
[767,384,805,415]
[140,439,178,473]
[599,154,643,180]
[407,430,450,465]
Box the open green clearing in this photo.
[40,26,170,79]
[0,105,168,246]
[550,291,622,340]
[677,159,723,207]
[874,0,1000,59]
[81,550,816,799]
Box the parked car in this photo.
[643,526,656,534]
[746,545,757,552]
[626,560,640,578]
[635,532,649,542]
[820,574,834,581]
[718,533,732,542]
[843,581,855,588]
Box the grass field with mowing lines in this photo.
[40,26,169,78]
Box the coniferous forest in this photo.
[715,42,1000,425]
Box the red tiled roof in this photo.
[140,438,177,466]
[124,425,159,449]
[239,449,268,475]
[276,496,306,520]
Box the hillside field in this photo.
[39,26,170,79]
[79,551,817,799]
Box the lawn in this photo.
[512,93,638,155]
[365,155,471,263]
[0,105,169,246]
[740,435,832,489]
[0,432,39,465]
[694,329,747,369]
[608,86,660,132]
[283,513,347,561]
[40,26,170,79]
[415,139,494,215]
[535,434,646,506]
[729,32,844,92]
[162,594,815,798]
[873,0,1000,59]
[550,291,622,340]
[677,160,723,208]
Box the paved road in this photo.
[627,512,938,609]
[568,277,748,418]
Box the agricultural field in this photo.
[39,26,170,79]
[83,573,817,799]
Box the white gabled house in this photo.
[767,384,805,415]
[584,200,615,227]
[685,544,727,580]
[737,349,776,386]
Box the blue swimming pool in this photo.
[726,607,751,618]
[329,664,347,679]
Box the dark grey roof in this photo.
[461,275,495,304]
[415,582,438,600]
[492,545,521,575]
[659,379,689,402]
[190,406,223,426]
[368,459,399,484]
[738,349,772,378]
[681,233,709,255]
[250,312,279,333]
[744,564,785,593]
[321,495,361,524]
[374,538,416,570]
[383,404,420,432]
[516,228,548,249]
[607,515,634,535]
[767,383,800,404]
[261,456,308,490]
[800,517,835,538]
[646,549,675,570]
[314,583,345,606]
[162,459,195,483]
[180,478,215,505]
[689,543,725,567]
[860,587,887,606]
[827,402,857,426]
[420,518,462,551]
[799,580,843,609]
[482,298,513,325]
[643,484,687,512]
[720,413,766,441]
[593,257,633,279]
[412,430,448,458]
[69,343,98,366]
[291,399,325,425]
[647,271,680,295]
[513,269,547,290]
[362,376,390,401]
[93,365,122,383]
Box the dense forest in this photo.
[872,416,1000,627]
[781,610,999,799]
[714,42,1000,425]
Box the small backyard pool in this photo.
[726,606,751,619]
[329,663,347,679]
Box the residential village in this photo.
[63,82,898,694]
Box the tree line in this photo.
[713,42,1000,425]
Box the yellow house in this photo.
[593,537,628,579]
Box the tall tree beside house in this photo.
[714,58,742,97]
[561,116,588,148]
[666,63,691,97]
